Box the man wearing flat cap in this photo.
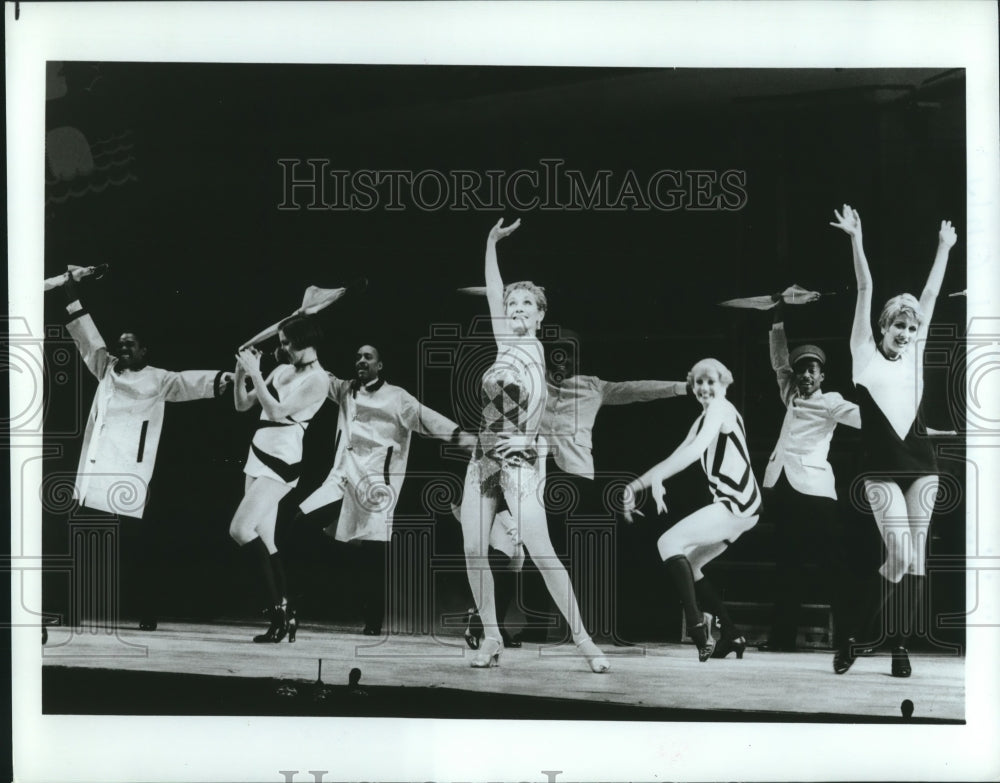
[761,303,861,652]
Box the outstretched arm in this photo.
[600,379,688,405]
[161,369,232,402]
[830,204,873,359]
[484,218,521,341]
[917,220,958,336]
[399,392,476,450]
[624,402,724,517]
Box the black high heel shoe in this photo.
[833,636,858,674]
[891,645,911,678]
[253,603,289,643]
[500,628,521,648]
[689,622,715,662]
[287,608,298,643]
[712,635,746,660]
[463,609,483,650]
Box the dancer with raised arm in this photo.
[460,330,689,648]
[623,358,761,661]
[230,316,329,643]
[829,204,957,677]
[57,269,231,631]
[459,218,610,672]
[759,301,861,652]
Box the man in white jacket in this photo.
[299,344,474,635]
[760,303,861,651]
[62,272,230,630]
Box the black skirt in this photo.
[855,384,938,482]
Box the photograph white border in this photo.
[8,2,1000,781]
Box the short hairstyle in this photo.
[356,343,382,363]
[278,314,323,351]
[118,330,147,349]
[503,281,548,313]
[878,293,923,333]
[687,358,734,388]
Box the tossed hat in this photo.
[789,344,826,368]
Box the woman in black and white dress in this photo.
[458,218,610,673]
[623,358,761,662]
[829,204,957,677]
[230,315,329,643]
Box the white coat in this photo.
[66,305,222,518]
[762,324,861,499]
[299,377,460,542]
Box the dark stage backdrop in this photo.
[41,64,966,643]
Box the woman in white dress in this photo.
[230,315,330,643]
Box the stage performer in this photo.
[460,330,689,648]
[622,358,761,662]
[59,269,231,631]
[298,344,475,636]
[230,316,329,643]
[829,204,957,677]
[759,301,861,652]
[458,218,610,672]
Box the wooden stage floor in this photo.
[41,620,965,722]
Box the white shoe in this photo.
[576,638,611,673]
[470,637,502,668]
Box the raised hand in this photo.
[487,217,521,244]
[830,204,862,239]
[235,347,262,377]
[63,266,81,302]
[938,219,957,248]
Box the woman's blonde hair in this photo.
[687,358,734,388]
[878,293,923,333]
[503,281,548,313]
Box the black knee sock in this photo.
[891,574,925,648]
[137,521,160,621]
[489,547,514,628]
[247,537,280,607]
[695,577,740,639]
[361,542,387,630]
[857,572,900,648]
[270,552,288,605]
[664,555,702,630]
[910,574,928,641]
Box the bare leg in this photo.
[516,489,587,642]
[460,469,500,643]
[658,505,757,660]
[229,476,292,550]
[903,475,938,576]
[657,505,757,563]
[228,475,295,642]
[865,479,913,583]
[688,542,730,580]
